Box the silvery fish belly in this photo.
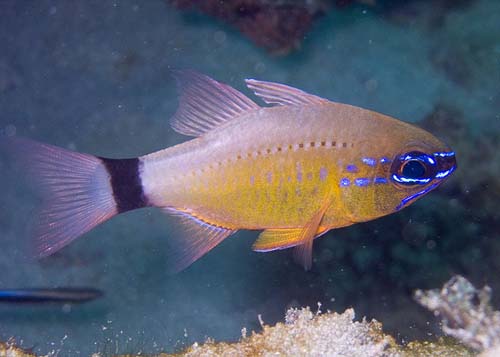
[2,71,456,272]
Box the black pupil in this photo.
[402,160,426,178]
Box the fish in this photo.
[0,287,103,304]
[2,71,457,271]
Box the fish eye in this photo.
[401,160,426,179]
[390,151,437,186]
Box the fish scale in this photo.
[143,104,359,226]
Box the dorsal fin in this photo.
[170,70,260,137]
[245,79,328,107]
[162,207,236,273]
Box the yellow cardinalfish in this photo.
[4,71,456,271]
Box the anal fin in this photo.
[162,208,236,273]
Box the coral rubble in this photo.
[165,307,471,356]
[1,305,474,356]
[0,341,37,357]
[415,275,500,352]
[177,307,397,356]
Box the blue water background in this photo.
[0,0,499,355]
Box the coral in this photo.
[137,306,470,357]
[170,308,472,356]
[1,306,474,356]
[177,307,399,356]
[167,307,471,356]
[415,275,500,352]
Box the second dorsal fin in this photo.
[245,79,328,107]
[170,70,260,137]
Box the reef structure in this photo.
[415,275,500,352]
[0,306,472,357]
[169,0,326,55]
[9,276,500,356]
[0,341,36,357]
[172,306,471,356]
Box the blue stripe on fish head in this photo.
[389,150,456,210]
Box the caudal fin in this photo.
[3,138,119,257]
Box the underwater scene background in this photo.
[0,0,499,355]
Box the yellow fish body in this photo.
[4,71,456,271]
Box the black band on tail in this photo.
[100,158,147,213]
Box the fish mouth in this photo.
[433,151,457,180]
[395,183,439,211]
[394,151,456,211]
